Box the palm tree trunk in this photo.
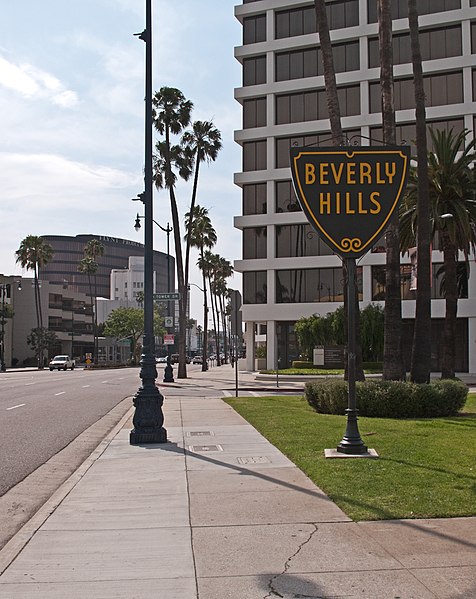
[408,0,432,383]
[441,236,457,378]
[184,152,201,295]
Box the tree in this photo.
[407,0,432,383]
[152,86,193,379]
[378,0,405,381]
[15,235,54,369]
[182,120,222,303]
[79,239,105,365]
[103,306,164,365]
[185,205,217,371]
[27,327,57,367]
[401,128,476,378]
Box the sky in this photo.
[0,0,242,324]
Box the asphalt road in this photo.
[0,367,140,497]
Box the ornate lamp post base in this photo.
[336,408,368,454]
[130,386,167,444]
[163,354,174,383]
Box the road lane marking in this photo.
[55,392,66,396]
[101,381,109,384]
[82,385,90,388]
[7,404,26,410]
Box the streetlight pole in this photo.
[134,215,174,382]
[130,0,167,445]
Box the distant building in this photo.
[39,234,173,300]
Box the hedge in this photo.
[304,378,468,418]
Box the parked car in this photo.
[192,355,202,364]
[49,355,75,371]
[156,356,167,363]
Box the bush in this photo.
[304,378,468,418]
[291,360,314,369]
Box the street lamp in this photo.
[130,0,167,445]
[134,214,174,383]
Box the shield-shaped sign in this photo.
[290,146,410,258]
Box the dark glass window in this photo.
[243,14,266,45]
[243,140,267,172]
[367,0,460,23]
[370,118,464,153]
[275,130,360,168]
[276,181,300,213]
[369,26,462,68]
[243,271,267,304]
[370,72,463,113]
[243,227,267,259]
[243,97,267,129]
[243,183,267,215]
[243,56,266,86]
[276,85,360,124]
[275,1,358,39]
[276,268,362,303]
[276,224,333,257]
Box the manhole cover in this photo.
[237,456,271,464]
[188,445,223,452]
[186,431,214,437]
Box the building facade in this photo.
[234,0,476,372]
[39,235,173,300]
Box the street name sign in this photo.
[153,292,180,301]
[290,146,410,258]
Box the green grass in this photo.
[261,368,382,375]
[224,392,476,521]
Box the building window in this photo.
[243,227,267,259]
[276,224,333,257]
[243,14,266,45]
[243,97,267,128]
[275,41,359,82]
[243,56,266,86]
[275,1,359,39]
[370,118,464,153]
[243,183,267,215]
[243,271,267,304]
[370,72,463,113]
[276,268,362,303]
[276,85,360,125]
[367,0,460,23]
[243,140,267,171]
[276,181,300,213]
[369,26,462,68]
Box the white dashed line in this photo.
[82,385,90,388]
[7,404,26,410]
[55,392,65,396]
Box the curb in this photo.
[0,404,134,575]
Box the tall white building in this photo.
[110,256,150,305]
[234,0,476,372]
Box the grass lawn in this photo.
[224,392,476,521]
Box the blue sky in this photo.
[0,0,242,322]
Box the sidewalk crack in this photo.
[264,523,319,599]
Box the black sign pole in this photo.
[337,257,368,454]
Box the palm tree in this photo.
[378,0,405,381]
[181,120,222,299]
[400,128,476,378]
[15,235,54,368]
[79,239,104,365]
[185,205,217,371]
[407,0,432,383]
[215,256,233,363]
[153,86,194,378]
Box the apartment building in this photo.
[234,0,476,371]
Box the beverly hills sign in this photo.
[290,146,410,258]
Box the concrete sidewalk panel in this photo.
[0,577,197,599]
[1,527,194,584]
[359,518,476,568]
[411,566,476,598]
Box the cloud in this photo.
[0,55,78,107]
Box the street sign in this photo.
[290,146,410,258]
[164,334,175,345]
[153,292,180,301]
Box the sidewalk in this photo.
[0,365,474,598]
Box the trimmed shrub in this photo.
[292,360,314,369]
[304,378,467,418]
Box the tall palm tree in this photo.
[153,86,193,378]
[378,0,405,381]
[314,0,365,381]
[407,0,432,383]
[80,239,104,365]
[181,120,222,298]
[15,235,54,368]
[215,256,233,363]
[185,205,217,371]
[400,128,476,378]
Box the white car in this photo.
[156,356,167,363]
[49,355,75,371]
